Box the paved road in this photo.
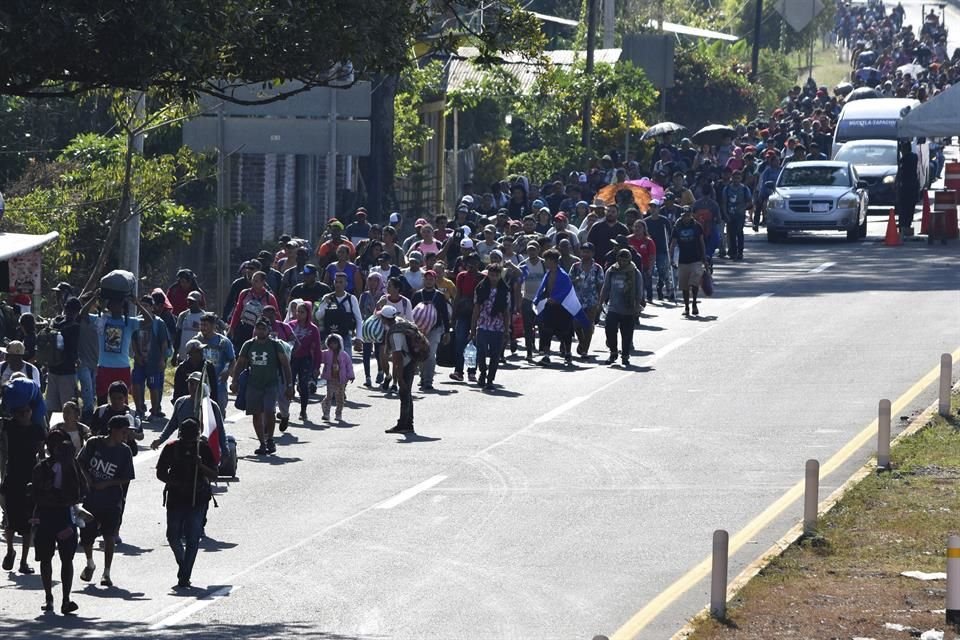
[2,217,958,640]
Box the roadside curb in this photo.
[669,380,960,640]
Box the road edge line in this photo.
[668,378,960,640]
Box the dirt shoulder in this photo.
[682,392,960,640]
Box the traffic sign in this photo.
[774,0,824,32]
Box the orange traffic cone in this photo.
[884,208,902,246]
[921,190,931,235]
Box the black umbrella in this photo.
[834,81,853,96]
[691,124,736,146]
[641,121,685,140]
[847,86,880,101]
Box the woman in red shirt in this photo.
[628,220,656,304]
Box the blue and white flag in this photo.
[532,267,591,327]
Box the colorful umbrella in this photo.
[627,178,665,201]
[595,183,652,212]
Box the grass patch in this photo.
[795,45,852,90]
[686,393,960,639]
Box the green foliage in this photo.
[0,1,545,104]
[511,60,657,154]
[472,139,512,191]
[394,61,446,178]
[506,147,574,186]
[667,46,759,129]
[0,132,207,285]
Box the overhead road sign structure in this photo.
[198,80,372,118]
[183,116,371,156]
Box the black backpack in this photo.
[35,322,64,369]
[162,440,212,506]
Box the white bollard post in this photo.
[803,459,820,536]
[878,399,892,471]
[940,353,953,418]
[711,529,729,620]
[948,535,960,625]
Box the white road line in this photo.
[534,396,588,424]
[150,585,238,629]
[807,261,836,274]
[375,474,448,510]
[738,292,775,310]
[649,338,690,362]
[630,427,666,433]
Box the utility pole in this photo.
[750,0,763,83]
[602,0,615,49]
[582,0,598,150]
[119,92,145,287]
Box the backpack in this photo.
[162,440,212,506]
[35,322,64,369]
[386,318,430,363]
[239,291,266,327]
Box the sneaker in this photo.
[564,358,573,367]
[321,414,330,422]
[278,415,289,432]
[100,576,113,587]
[538,356,552,366]
[266,439,276,454]
[657,288,663,301]
[478,374,486,386]
[384,425,414,434]
[298,410,307,421]
[364,377,372,387]
[683,307,690,317]
[254,444,267,456]
[419,383,434,391]
[467,372,477,382]
[80,565,94,582]
[692,303,700,316]
[449,372,464,382]
[483,382,495,391]
[622,357,630,367]
[525,355,535,364]
[605,352,618,364]
[335,412,342,421]
[389,384,398,394]
[380,374,392,390]
[375,372,384,384]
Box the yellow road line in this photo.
[611,346,960,640]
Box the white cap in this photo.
[461,195,474,204]
[389,212,400,224]
[460,238,474,249]
[380,305,397,319]
[461,225,472,236]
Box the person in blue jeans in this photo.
[469,264,511,391]
[642,204,675,302]
[156,418,217,589]
[197,312,235,413]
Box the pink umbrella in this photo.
[627,178,665,201]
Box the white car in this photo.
[764,161,869,242]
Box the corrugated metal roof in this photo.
[0,231,59,262]
[445,47,622,95]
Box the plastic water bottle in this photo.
[464,341,477,369]
[56,333,64,350]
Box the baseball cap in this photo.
[408,251,423,263]
[554,213,567,223]
[302,264,318,275]
[187,291,202,302]
[461,195,474,205]
[188,371,204,383]
[52,282,73,294]
[328,220,345,230]
[380,305,398,319]
[532,199,546,209]
[377,252,391,261]
[185,339,206,353]
[355,209,367,218]
[489,249,503,261]
[415,218,428,227]
[4,340,25,356]
[261,305,277,314]
[460,238,474,249]
[484,224,497,233]
[389,212,401,224]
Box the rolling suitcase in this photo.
[218,435,238,478]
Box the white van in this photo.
[832,98,930,191]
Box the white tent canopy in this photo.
[897,83,960,138]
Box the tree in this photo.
[0,1,544,103]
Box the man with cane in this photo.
[156,414,217,589]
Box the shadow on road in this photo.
[0,618,378,639]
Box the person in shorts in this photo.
[231,318,293,456]
[77,415,135,588]
[669,206,708,317]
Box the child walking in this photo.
[319,334,354,421]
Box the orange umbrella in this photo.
[595,183,652,212]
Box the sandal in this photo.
[2,549,14,571]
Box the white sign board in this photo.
[774,0,824,32]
